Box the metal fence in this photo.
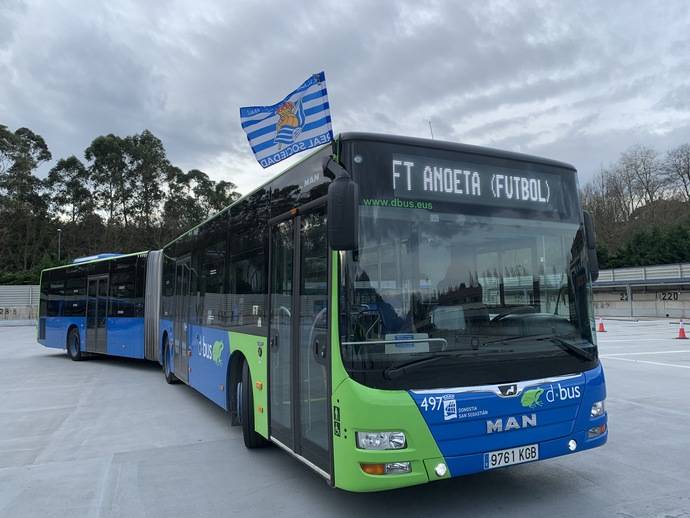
[0,285,39,322]
[596,263,690,284]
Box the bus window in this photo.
[229,196,267,331]
[47,269,66,317]
[39,270,50,319]
[64,267,87,316]
[110,256,136,317]
[202,239,226,326]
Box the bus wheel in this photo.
[240,361,267,449]
[66,328,83,361]
[163,338,178,385]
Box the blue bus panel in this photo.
[409,364,607,477]
[106,317,145,359]
[40,317,86,350]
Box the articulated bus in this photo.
[38,251,162,361]
[39,133,607,492]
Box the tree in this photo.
[207,180,241,213]
[47,156,93,223]
[0,126,53,273]
[126,130,168,232]
[162,166,204,236]
[1,125,247,283]
[0,124,17,175]
[664,144,690,201]
[618,144,664,210]
[85,134,131,228]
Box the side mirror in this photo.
[583,211,599,282]
[324,157,359,251]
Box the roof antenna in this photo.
[428,119,434,140]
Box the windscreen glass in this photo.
[339,141,597,390]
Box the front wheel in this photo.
[240,361,267,448]
[66,328,83,361]
[163,338,178,385]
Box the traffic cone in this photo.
[677,320,688,339]
[597,317,606,333]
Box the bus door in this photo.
[86,275,109,353]
[269,204,330,476]
[173,257,191,383]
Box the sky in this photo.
[2,0,690,194]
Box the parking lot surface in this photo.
[1,321,690,517]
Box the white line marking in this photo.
[597,338,672,342]
[601,350,690,357]
[602,356,690,369]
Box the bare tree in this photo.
[664,144,690,201]
[618,144,664,210]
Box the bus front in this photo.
[330,134,607,492]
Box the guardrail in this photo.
[0,285,40,306]
[0,285,39,323]
[596,263,690,283]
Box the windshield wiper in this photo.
[383,355,446,380]
[483,334,595,362]
[382,348,513,380]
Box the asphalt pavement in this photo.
[1,321,690,517]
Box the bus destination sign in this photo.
[391,154,563,211]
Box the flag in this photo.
[239,71,333,168]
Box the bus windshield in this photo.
[339,143,597,390]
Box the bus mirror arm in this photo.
[324,157,359,251]
[583,211,599,282]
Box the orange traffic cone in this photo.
[597,317,606,333]
[677,320,688,339]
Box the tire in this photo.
[163,338,178,385]
[66,328,83,361]
[240,361,267,448]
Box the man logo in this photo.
[486,414,537,434]
[498,384,519,397]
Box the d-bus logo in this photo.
[521,388,544,409]
[197,335,225,367]
[544,383,581,404]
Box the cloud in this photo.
[1,0,690,192]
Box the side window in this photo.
[229,196,267,331]
[64,268,86,316]
[39,271,50,318]
[202,238,226,327]
[110,257,137,317]
[48,270,66,317]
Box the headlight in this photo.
[356,431,406,450]
[590,401,605,418]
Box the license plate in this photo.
[483,444,539,470]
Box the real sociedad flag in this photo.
[239,71,333,168]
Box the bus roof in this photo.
[339,132,578,172]
[41,250,149,273]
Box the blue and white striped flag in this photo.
[239,71,333,168]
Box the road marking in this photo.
[602,356,690,369]
[601,350,690,357]
[597,338,671,342]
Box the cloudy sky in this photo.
[2,0,690,193]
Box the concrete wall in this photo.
[0,285,39,325]
[0,306,37,320]
[593,286,690,318]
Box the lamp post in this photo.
[57,228,62,262]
